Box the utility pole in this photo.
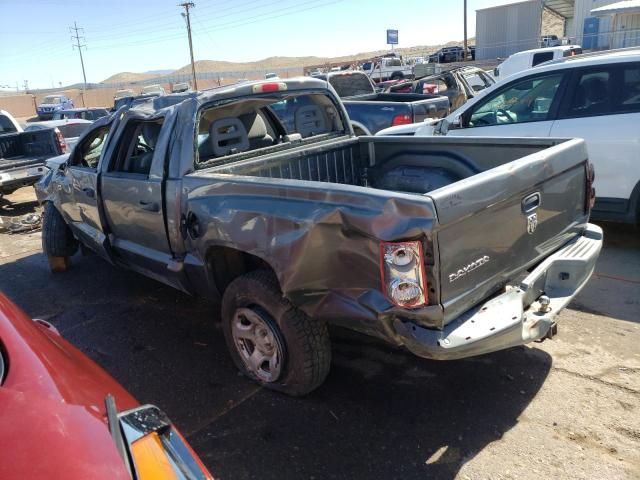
[179,2,198,90]
[70,21,87,106]
[463,0,468,61]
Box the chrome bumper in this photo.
[0,165,47,192]
[394,223,603,360]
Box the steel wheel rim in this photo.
[231,307,283,383]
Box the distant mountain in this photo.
[100,40,476,85]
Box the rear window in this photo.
[328,73,374,97]
[196,93,346,169]
[532,51,554,66]
[57,123,91,139]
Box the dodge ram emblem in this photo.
[527,213,538,234]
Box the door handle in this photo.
[82,187,95,198]
[522,192,541,213]
[138,200,160,212]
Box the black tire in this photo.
[221,270,331,396]
[42,202,78,272]
[390,72,404,81]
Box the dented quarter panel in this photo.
[181,172,445,333]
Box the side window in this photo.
[73,125,111,169]
[466,73,563,128]
[532,52,554,67]
[565,70,611,117]
[464,72,491,92]
[110,120,163,176]
[621,65,640,112]
[562,64,640,118]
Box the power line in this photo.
[179,2,198,90]
[70,20,87,105]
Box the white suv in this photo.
[377,48,640,224]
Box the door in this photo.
[57,120,112,261]
[550,62,640,214]
[449,71,568,138]
[99,116,188,290]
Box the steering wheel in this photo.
[496,108,516,123]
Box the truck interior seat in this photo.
[125,122,161,174]
[294,105,327,137]
[239,112,274,149]
[209,117,250,157]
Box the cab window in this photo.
[110,120,163,176]
[560,64,640,118]
[73,124,111,169]
[532,51,554,67]
[465,73,563,128]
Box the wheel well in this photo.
[207,246,276,295]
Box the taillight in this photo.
[252,82,288,93]
[391,114,412,126]
[54,127,68,153]
[585,162,595,213]
[379,241,428,308]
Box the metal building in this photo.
[475,0,544,60]
[475,0,640,60]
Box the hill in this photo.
[100,39,474,84]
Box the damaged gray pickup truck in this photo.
[36,78,603,395]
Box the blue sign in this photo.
[387,29,398,45]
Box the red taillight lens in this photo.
[252,82,287,93]
[54,128,68,153]
[585,162,595,213]
[379,241,428,308]
[391,114,412,126]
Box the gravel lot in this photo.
[1,188,639,480]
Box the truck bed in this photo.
[205,135,589,325]
[0,130,61,172]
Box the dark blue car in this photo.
[36,95,74,120]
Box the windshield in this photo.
[196,92,346,169]
[42,96,61,104]
[328,73,374,97]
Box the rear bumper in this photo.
[0,165,47,193]
[394,223,603,360]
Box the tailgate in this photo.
[0,157,44,172]
[427,138,589,323]
[412,97,449,122]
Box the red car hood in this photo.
[0,293,138,479]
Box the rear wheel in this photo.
[221,270,331,396]
[42,202,78,273]
[390,72,404,81]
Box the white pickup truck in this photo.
[361,56,413,82]
[1,110,65,198]
[378,48,640,224]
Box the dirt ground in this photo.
[1,187,639,480]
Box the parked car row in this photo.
[378,48,640,225]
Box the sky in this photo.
[0,0,518,89]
